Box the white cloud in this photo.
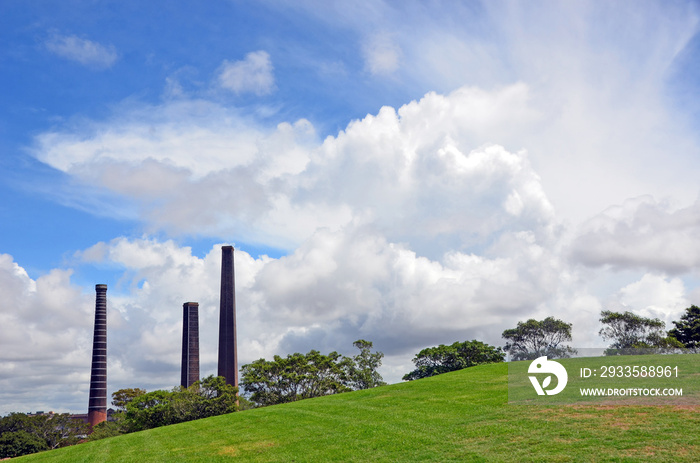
[0,241,246,415]
[45,33,118,69]
[33,99,268,179]
[294,0,700,222]
[3,219,696,414]
[0,220,570,414]
[570,197,700,273]
[218,51,276,95]
[616,273,688,324]
[74,229,563,395]
[31,83,547,256]
[0,254,95,415]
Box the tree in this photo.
[599,310,667,352]
[125,390,176,432]
[123,376,239,432]
[87,420,124,441]
[29,414,89,450]
[0,413,89,455]
[403,340,505,381]
[0,430,48,459]
[112,388,147,412]
[0,413,32,434]
[181,375,239,419]
[345,339,386,390]
[241,350,352,407]
[501,317,576,361]
[89,388,148,440]
[669,305,700,349]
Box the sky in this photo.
[1,0,700,415]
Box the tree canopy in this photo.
[123,375,238,432]
[599,310,664,349]
[0,413,89,459]
[403,340,505,381]
[598,310,682,354]
[0,430,48,459]
[112,387,147,412]
[241,350,352,407]
[501,317,576,361]
[669,305,700,349]
[240,340,386,407]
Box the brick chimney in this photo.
[87,284,107,427]
[181,302,200,388]
[218,246,238,387]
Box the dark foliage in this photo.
[403,340,505,381]
[669,305,700,349]
[0,412,89,458]
[0,430,49,458]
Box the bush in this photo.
[124,376,238,432]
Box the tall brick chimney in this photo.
[218,246,238,387]
[87,284,107,427]
[181,302,200,388]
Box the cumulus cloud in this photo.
[0,220,578,415]
[45,33,118,69]
[218,51,276,95]
[616,273,688,323]
[252,227,567,353]
[292,0,700,222]
[0,241,249,415]
[570,196,700,273]
[64,225,567,406]
[0,254,95,414]
[3,215,693,414]
[31,84,546,255]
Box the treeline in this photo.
[502,307,700,360]
[402,306,700,380]
[0,375,241,458]
[89,339,385,439]
[0,413,89,459]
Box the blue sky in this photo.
[1,1,700,415]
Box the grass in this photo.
[18,354,700,462]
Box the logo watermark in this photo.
[507,348,698,405]
[528,356,568,395]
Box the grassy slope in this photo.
[19,357,700,462]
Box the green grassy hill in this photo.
[19,357,700,462]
